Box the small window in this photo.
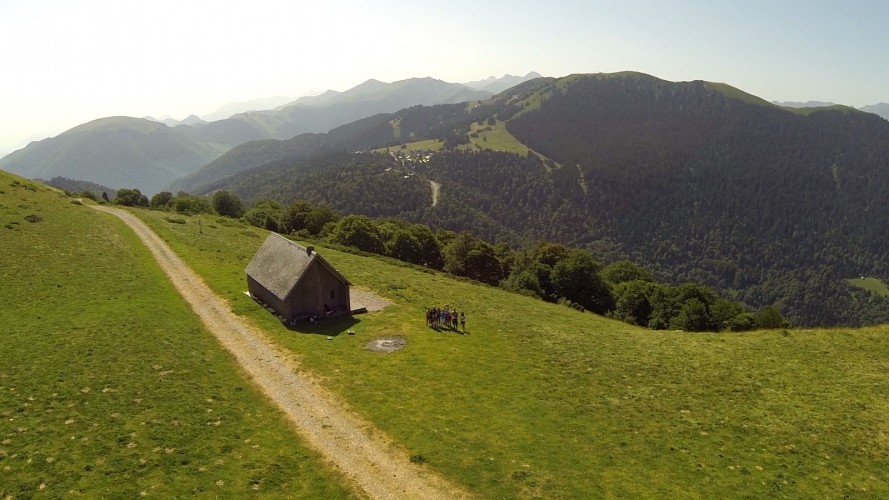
[330,290,335,300]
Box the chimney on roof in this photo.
[306,246,314,255]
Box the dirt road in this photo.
[429,180,441,207]
[92,206,467,499]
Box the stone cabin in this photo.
[245,233,351,321]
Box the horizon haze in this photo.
[2,0,889,155]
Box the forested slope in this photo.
[505,74,889,325]
[200,73,889,326]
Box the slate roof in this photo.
[245,233,350,301]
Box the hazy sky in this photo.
[2,0,888,155]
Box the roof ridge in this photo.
[245,233,349,302]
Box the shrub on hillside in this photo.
[754,305,790,329]
[243,201,283,230]
[114,188,149,207]
[170,193,213,215]
[726,312,756,331]
[78,191,98,202]
[329,215,385,254]
[150,191,173,209]
[212,190,244,218]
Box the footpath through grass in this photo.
[136,208,889,499]
[0,174,355,498]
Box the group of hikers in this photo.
[425,305,466,332]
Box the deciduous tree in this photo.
[329,215,385,254]
[150,191,172,209]
[114,188,149,207]
[212,190,244,218]
[551,249,613,314]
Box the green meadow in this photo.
[0,173,355,498]
[463,120,532,155]
[373,139,444,154]
[134,208,889,499]
[848,277,889,297]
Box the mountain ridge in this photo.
[0,116,224,194]
[202,96,293,121]
[0,77,498,193]
[860,102,889,120]
[198,72,889,326]
[463,71,543,93]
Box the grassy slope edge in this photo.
[848,277,889,297]
[0,172,354,498]
[133,208,889,499]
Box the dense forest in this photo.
[115,187,787,333]
[188,73,889,327]
[41,176,116,200]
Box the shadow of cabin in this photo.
[286,315,360,335]
[245,233,351,324]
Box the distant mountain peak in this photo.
[352,78,387,92]
[66,116,167,134]
[463,72,544,93]
[859,102,889,120]
[201,96,292,121]
[143,114,208,127]
[772,100,837,109]
[179,114,206,126]
[0,115,220,194]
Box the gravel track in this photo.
[92,206,468,499]
[429,181,441,207]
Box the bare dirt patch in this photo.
[365,337,406,353]
[350,287,392,312]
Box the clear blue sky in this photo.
[1,0,887,155]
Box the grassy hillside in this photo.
[0,117,224,195]
[848,277,889,297]
[463,120,531,155]
[133,207,889,499]
[0,172,354,498]
[170,134,327,194]
[200,72,889,326]
[373,139,445,154]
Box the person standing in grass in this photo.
[460,311,466,332]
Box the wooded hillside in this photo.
[197,73,889,326]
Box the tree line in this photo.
[107,186,789,333]
[112,73,889,326]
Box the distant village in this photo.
[383,148,435,178]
